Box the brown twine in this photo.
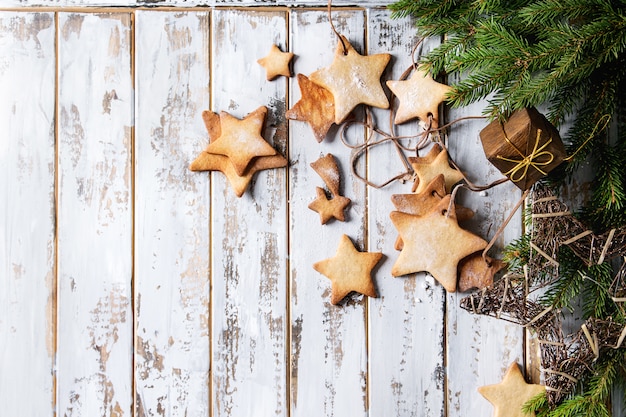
[327,0,348,54]
[340,111,428,189]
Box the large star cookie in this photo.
[390,196,487,292]
[190,109,287,197]
[478,362,546,417]
[257,44,294,80]
[313,234,382,305]
[410,145,464,194]
[386,68,452,126]
[310,35,390,124]
[204,106,278,176]
[286,74,335,143]
[391,174,474,250]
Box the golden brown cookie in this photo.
[310,153,342,196]
[391,175,474,250]
[478,362,546,417]
[309,35,390,124]
[457,253,505,292]
[286,74,335,143]
[189,109,287,197]
[386,68,452,126]
[390,196,487,292]
[204,106,278,176]
[313,234,382,305]
[257,44,293,80]
[308,187,350,224]
[410,146,464,194]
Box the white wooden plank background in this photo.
[211,9,288,417]
[57,12,134,417]
[288,9,369,417]
[3,4,606,417]
[446,95,524,416]
[0,11,56,417]
[134,10,211,417]
[366,10,446,417]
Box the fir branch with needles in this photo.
[389,1,626,414]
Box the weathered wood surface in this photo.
[0,0,391,8]
[134,10,211,417]
[366,9,446,417]
[446,81,525,416]
[288,9,369,417]
[3,5,604,417]
[210,9,288,417]
[57,12,134,416]
[0,11,56,417]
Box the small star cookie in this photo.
[286,74,335,143]
[457,253,505,292]
[391,175,474,250]
[478,362,546,417]
[308,187,351,224]
[204,106,278,176]
[410,145,464,194]
[313,234,382,305]
[390,196,487,292]
[386,68,452,126]
[310,35,390,124]
[257,44,294,80]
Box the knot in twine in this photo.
[497,129,554,183]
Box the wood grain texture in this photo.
[210,9,289,417]
[134,11,211,417]
[366,9,446,417]
[0,1,393,8]
[0,11,56,417]
[57,12,133,417]
[288,9,369,417]
[446,80,525,416]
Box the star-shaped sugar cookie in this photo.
[410,145,464,194]
[478,362,546,417]
[391,174,474,250]
[386,68,452,126]
[313,234,382,305]
[190,109,287,197]
[390,196,487,292]
[257,44,294,80]
[310,35,390,124]
[285,74,335,143]
[457,253,506,292]
[204,106,278,176]
[308,187,351,224]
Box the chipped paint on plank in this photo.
[57,12,133,417]
[365,9,447,417]
[0,11,56,417]
[446,73,524,416]
[134,10,211,417]
[288,9,369,417]
[211,8,288,417]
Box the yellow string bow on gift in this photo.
[497,129,554,183]
[495,114,612,183]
